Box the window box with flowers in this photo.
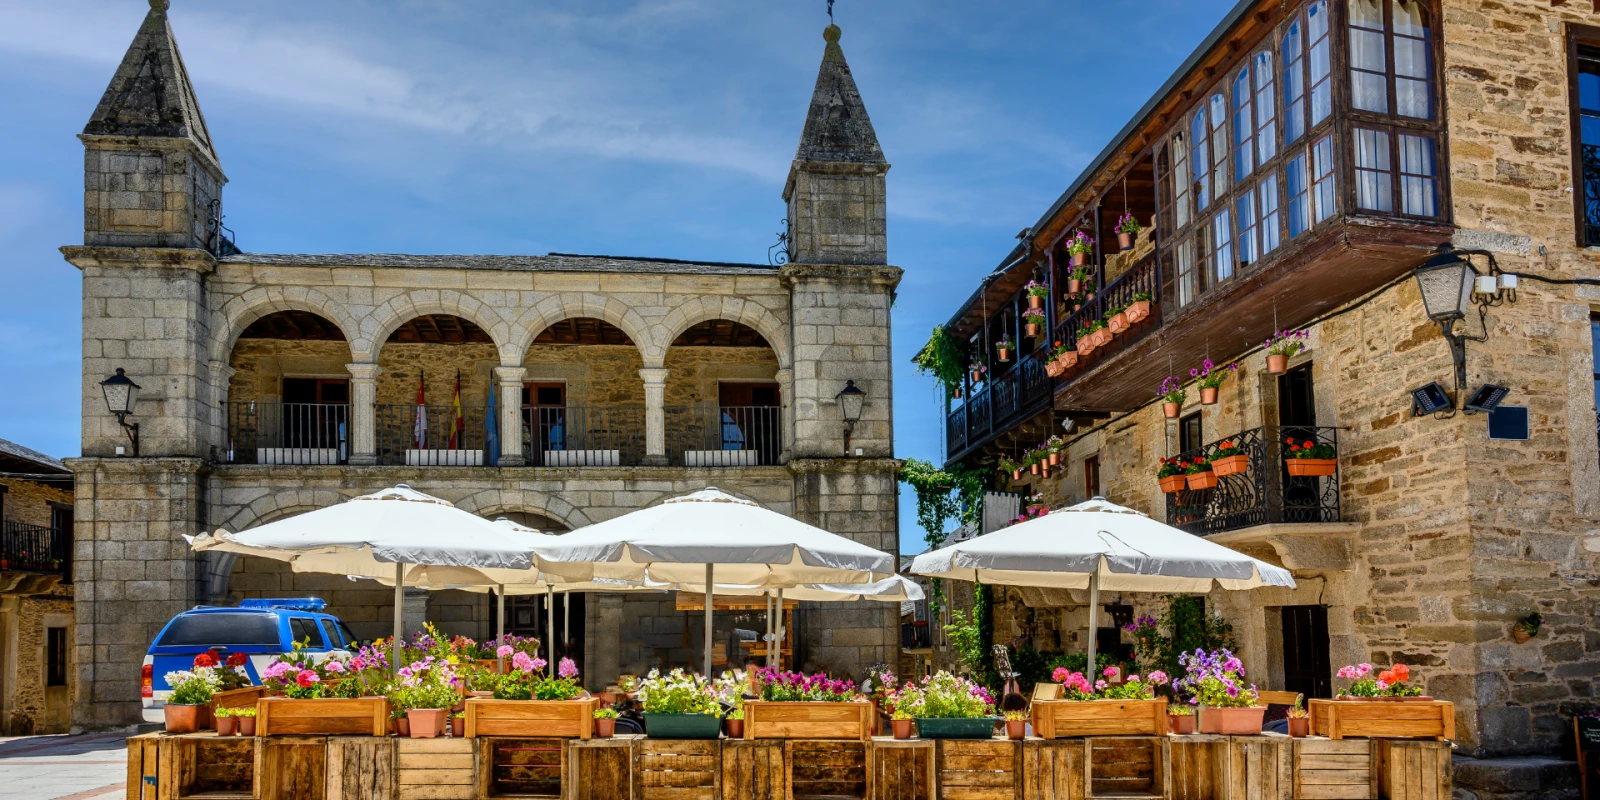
[1185,458,1218,491]
[1066,231,1095,267]
[1076,326,1098,357]
[1311,663,1453,740]
[1209,440,1248,477]
[1157,458,1187,494]
[1125,291,1154,325]
[1115,212,1142,250]
[890,671,998,739]
[1178,649,1265,735]
[255,643,392,736]
[1284,438,1337,476]
[1088,320,1113,348]
[1044,342,1076,378]
[742,668,872,740]
[464,653,597,738]
[1025,279,1050,310]
[1031,668,1171,738]
[1105,304,1130,335]
[639,668,724,738]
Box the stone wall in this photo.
[2,586,73,735]
[0,478,74,528]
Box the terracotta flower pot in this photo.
[1266,353,1288,374]
[1163,402,1180,419]
[1169,714,1195,735]
[1097,329,1114,347]
[409,709,448,738]
[1125,300,1151,324]
[596,718,615,738]
[1200,387,1218,405]
[1045,360,1065,378]
[726,719,744,738]
[1028,295,1044,310]
[1513,628,1533,644]
[1118,232,1135,250]
[1186,470,1218,491]
[1031,462,1040,475]
[1025,323,1039,337]
[216,715,237,736]
[1198,706,1266,735]
[164,704,203,734]
[1057,351,1078,370]
[1077,338,1096,357]
[239,717,256,737]
[1158,475,1188,494]
[952,386,963,399]
[396,716,410,737]
[893,719,914,740]
[451,716,464,737]
[1006,719,1026,740]
[1041,465,1051,479]
[971,370,983,383]
[1071,252,1088,267]
[1286,458,1337,477]
[1107,313,1129,334]
[1012,470,1022,481]
[1210,454,1249,477]
[997,348,1011,362]
[1067,279,1081,294]
[1288,717,1310,738]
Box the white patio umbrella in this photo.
[529,487,898,676]
[188,485,540,673]
[910,497,1295,669]
[669,575,925,667]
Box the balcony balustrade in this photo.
[1164,425,1341,536]
[523,405,646,467]
[376,403,492,467]
[223,402,349,465]
[1,520,69,576]
[667,406,782,467]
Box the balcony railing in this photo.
[376,404,491,467]
[1049,252,1163,358]
[947,351,1049,461]
[2,520,69,576]
[667,406,782,467]
[523,406,645,467]
[1165,426,1341,536]
[223,402,349,465]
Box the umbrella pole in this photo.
[546,585,555,671]
[563,592,569,651]
[1086,571,1100,677]
[392,562,405,675]
[704,564,714,678]
[775,587,784,670]
[764,591,774,668]
[496,584,505,672]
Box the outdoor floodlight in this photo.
[1410,382,1453,417]
[1464,384,1510,416]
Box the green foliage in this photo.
[944,609,986,678]
[913,326,969,394]
[891,672,995,719]
[1125,596,1237,692]
[593,708,619,720]
[899,459,987,551]
[639,668,720,716]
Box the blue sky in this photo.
[0,0,1238,552]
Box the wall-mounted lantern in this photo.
[100,367,141,456]
[837,380,866,454]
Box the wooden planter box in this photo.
[1376,739,1453,799]
[255,697,389,736]
[1089,736,1167,797]
[1292,737,1373,799]
[463,697,598,739]
[1287,458,1337,477]
[789,740,869,798]
[742,700,872,740]
[1032,698,1168,738]
[397,736,475,800]
[935,740,1021,798]
[1310,698,1455,740]
[874,739,935,799]
[476,737,565,799]
[638,739,720,800]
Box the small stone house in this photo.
[0,438,75,734]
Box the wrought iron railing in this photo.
[667,406,782,467]
[1165,425,1341,535]
[1584,145,1600,245]
[2,520,68,575]
[223,402,349,465]
[376,404,491,466]
[1049,252,1162,354]
[523,406,645,467]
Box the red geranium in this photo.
[295,669,320,688]
[1391,664,1410,683]
[193,650,220,668]
[226,652,248,668]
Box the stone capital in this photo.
[774,368,794,384]
[208,360,236,383]
[494,365,528,384]
[639,368,670,386]
[345,363,382,381]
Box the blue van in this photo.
[141,598,357,722]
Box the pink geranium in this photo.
[295,669,319,688]
[497,645,514,659]
[558,658,578,679]
[512,652,535,673]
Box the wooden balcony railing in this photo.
[1165,425,1341,535]
[946,352,1050,461]
[1049,252,1163,358]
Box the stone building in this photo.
[929,0,1600,774]
[0,438,75,734]
[64,2,902,729]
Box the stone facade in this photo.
[63,4,902,730]
[0,451,75,736]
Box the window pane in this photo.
[1173,134,1192,229]
[1349,0,1388,115]
[1234,68,1254,179]
[1309,1,1332,126]
[1177,238,1198,307]
[1255,52,1277,163]
[1193,112,1211,212]
[1395,41,1432,118]
[1286,153,1310,237]
[1354,128,1394,212]
[1312,136,1336,223]
[1582,69,1600,113]
[1395,0,1427,36]
[1211,94,1230,195]
[1283,19,1306,144]
[1213,210,1234,282]
[1259,176,1282,253]
[1399,133,1438,216]
[1237,189,1258,267]
[1349,0,1383,29]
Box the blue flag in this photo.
[485,383,500,466]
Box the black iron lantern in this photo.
[100,367,141,455]
[1413,245,1477,324]
[837,380,866,452]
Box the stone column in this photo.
[775,368,795,464]
[346,363,380,466]
[588,595,625,688]
[402,588,430,638]
[495,366,527,467]
[640,368,669,466]
[208,360,235,459]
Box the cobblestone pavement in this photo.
[0,732,130,800]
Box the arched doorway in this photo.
[375,315,500,466]
[225,311,352,465]
[522,318,646,466]
[664,320,782,466]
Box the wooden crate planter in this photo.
[1022,739,1087,800]
[1308,700,1454,740]
[789,739,869,799]
[637,739,720,800]
[326,736,396,800]
[1032,699,1169,738]
[387,736,474,800]
[463,697,598,738]
[257,735,328,800]
[127,734,161,799]
[477,737,565,799]
[1088,736,1167,798]
[723,738,786,800]
[872,739,934,800]
[1375,739,1451,800]
[1293,738,1374,800]
[935,739,1022,800]
[256,697,388,736]
[169,734,256,798]
[1170,734,1293,800]
[568,737,636,800]
[743,701,873,741]
[211,686,268,722]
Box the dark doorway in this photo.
[49,503,73,583]
[280,377,350,450]
[1277,364,1317,429]
[523,383,567,460]
[1280,605,1332,699]
[1278,364,1320,514]
[718,383,781,465]
[1179,412,1204,453]
[501,591,587,677]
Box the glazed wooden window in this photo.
[1173,134,1192,230]
[1283,16,1308,144]
[1210,93,1231,196]
[1397,133,1439,216]
[1312,135,1337,223]
[1192,111,1212,213]
[1209,209,1235,283]
[1349,0,1388,113]
[1308,1,1333,126]
[1253,51,1278,165]
[1353,127,1394,212]
[1393,0,1434,119]
[1258,175,1283,254]
[1175,238,1199,308]
[1568,38,1600,245]
[1233,67,1256,181]
[1237,188,1260,268]
[1286,150,1312,238]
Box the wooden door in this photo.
[1281,605,1332,699]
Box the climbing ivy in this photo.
[899,458,988,550]
[912,326,969,395]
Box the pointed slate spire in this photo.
[793,24,884,165]
[83,0,218,166]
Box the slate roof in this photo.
[0,438,69,474]
[83,0,218,165]
[794,25,885,165]
[221,252,779,275]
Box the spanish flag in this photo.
[448,370,464,449]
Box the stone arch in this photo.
[213,287,362,366]
[361,291,513,363]
[217,487,352,534]
[657,297,792,370]
[507,294,656,367]
[449,488,594,531]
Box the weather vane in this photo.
[827,0,834,23]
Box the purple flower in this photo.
[558,658,578,679]
[512,652,534,673]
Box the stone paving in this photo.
[0,732,130,800]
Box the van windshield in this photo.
[158,613,280,647]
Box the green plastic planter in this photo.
[914,717,1000,739]
[643,713,724,739]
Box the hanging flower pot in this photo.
[1012,470,1022,481]
[1071,252,1088,267]
[1186,470,1218,491]
[952,386,963,399]
[1025,323,1039,337]
[1115,213,1141,253]
[1118,232,1135,250]
[1041,465,1051,479]
[1031,462,1040,475]
[1067,279,1082,294]
[1163,402,1180,418]
[997,348,1012,363]
[1266,354,1288,374]
[1028,295,1044,310]
[1049,452,1060,467]
[1200,387,1218,405]
[1159,474,1188,494]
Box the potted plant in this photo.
[1514,612,1542,643]
[1066,265,1092,295]
[1087,320,1112,348]
[891,707,915,740]
[998,457,1022,482]
[1024,493,1049,515]
[1115,212,1142,250]
[1210,440,1249,477]
[466,654,596,738]
[969,358,987,385]
[213,705,239,736]
[1023,308,1047,338]
[1168,704,1195,734]
[1025,279,1050,310]
[1184,458,1217,491]
[392,657,460,739]
[996,336,1014,363]
[1004,710,1028,739]
[450,712,465,738]
[1158,377,1186,418]
[1191,359,1238,405]
[1053,341,1078,371]
[1178,649,1264,735]
[890,671,997,739]
[257,642,392,736]
[234,707,257,736]
[1157,457,1188,494]
[744,667,871,740]
[1263,329,1308,374]
[1031,668,1171,739]
[1286,698,1310,738]
[1046,436,1064,467]
[1316,663,1451,738]
[1105,304,1129,335]
[1126,291,1154,324]
[162,665,221,734]
[593,707,618,738]
[1045,342,1068,378]
[638,668,723,738]
[1067,231,1095,267]
[1284,437,1337,476]
[1076,326,1097,357]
